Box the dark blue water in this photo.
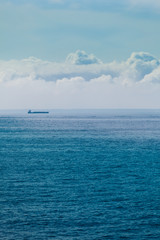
[0,109,160,240]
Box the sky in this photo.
[0,0,160,109]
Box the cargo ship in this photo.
[28,110,49,114]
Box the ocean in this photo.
[0,109,160,240]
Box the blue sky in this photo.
[1,0,160,62]
[1,0,160,109]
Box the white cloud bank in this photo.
[0,50,160,109]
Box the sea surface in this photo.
[0,109,160,240]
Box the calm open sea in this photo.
[0,109,160,240]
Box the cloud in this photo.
[1,74,160,109]
[125,52,160,81]
[0,50,160,109]
[0,50,119,82]
[0,50,159,84]
[142,66,160,84]
[127,52,159,65]
[66,50,102,65]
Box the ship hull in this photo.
[28,111,49,114]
